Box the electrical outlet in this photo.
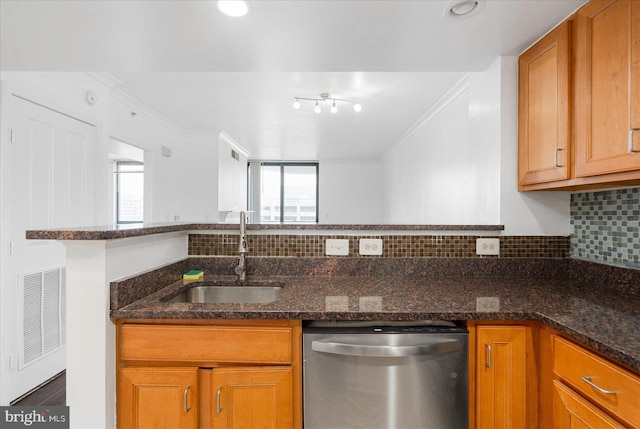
[359,238,383,256]
[476,238,500,256]
[325,239,349,256]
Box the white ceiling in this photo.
[1,0,586,160]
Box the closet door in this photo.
[1,94,96,403]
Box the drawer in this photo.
[553,380,626,429]
[553,336,640,428]
[120,324,292,364]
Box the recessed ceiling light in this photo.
[217,1,249,18]
[447,0,484,19]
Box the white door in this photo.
[1,95,96,404]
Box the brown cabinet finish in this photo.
[211,367,293,429]
[473,324,534,429]
[118,367,199,429]
[116,320,302,429]
[518,0,640,190]
[553,335,640,428]
[553,380,627,429]
[575,0,640,177]
[119,324,293,364]
[518,21,571,187]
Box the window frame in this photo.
[255,161,319,224]
[114,160,144,224]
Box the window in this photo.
[250,162,318,223]
[115,161,144,224]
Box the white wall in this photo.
[382,57,570,235]
[320,160,385,224]
[180,133,218,222]
[383,75,501,225]
[217,132,248,218]
[109,94,184,223]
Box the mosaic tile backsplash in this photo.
[571,187,640,269]
[189,234,569,259]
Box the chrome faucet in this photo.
[234,211,248,281]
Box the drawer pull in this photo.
[581,376,617,395]
[630,129,640,153]
[485,343,492,368]
[554,148,565,167]
[217,387,223,413]
[183,385,191,413]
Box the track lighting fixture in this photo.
[293,93,362,113]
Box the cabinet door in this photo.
[213,367,293,429]
[476,326,528,429]
[518,20,571,187]
[553,380,626,429]
[575,0,640,177]
[118,367,198,429]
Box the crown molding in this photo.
[219,131,251,158]
[86,72,185,136]
[382,74,469,159]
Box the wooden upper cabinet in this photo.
[519,21,571,187]
[575,0,640,177]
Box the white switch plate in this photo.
[326,239,349,256]
[476,238,500,255]
[359,238,383,256]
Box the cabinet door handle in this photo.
[183,385,191,413]
[217,387,223,414]
[485,343,492,368]
[629,129,640,153]
[581,376,617,395]
[554,148,564,167]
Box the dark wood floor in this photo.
[12,371,66,406]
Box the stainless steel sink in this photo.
[166,284,283,304]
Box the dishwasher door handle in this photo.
[311,339,461,357]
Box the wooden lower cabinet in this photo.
[116,320,302,429]
[118,367,199,429]
[471,324,535,429]
[211,367,293,429]
[553,380,626,429]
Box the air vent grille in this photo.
[21,267,66,367]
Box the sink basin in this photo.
[166,284,283,304]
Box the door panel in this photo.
[476,326,528,429]
[1,95,96,404]
[575,0,640,176]
[518,21,571,185]
[118,367,198,429]
[213,367,293,429]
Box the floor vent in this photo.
[20,268,66,368]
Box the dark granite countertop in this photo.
[111,260,640,373]
[26,222,505,240]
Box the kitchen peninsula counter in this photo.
[26,223,639,428]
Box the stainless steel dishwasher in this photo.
[303,321,468,429]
